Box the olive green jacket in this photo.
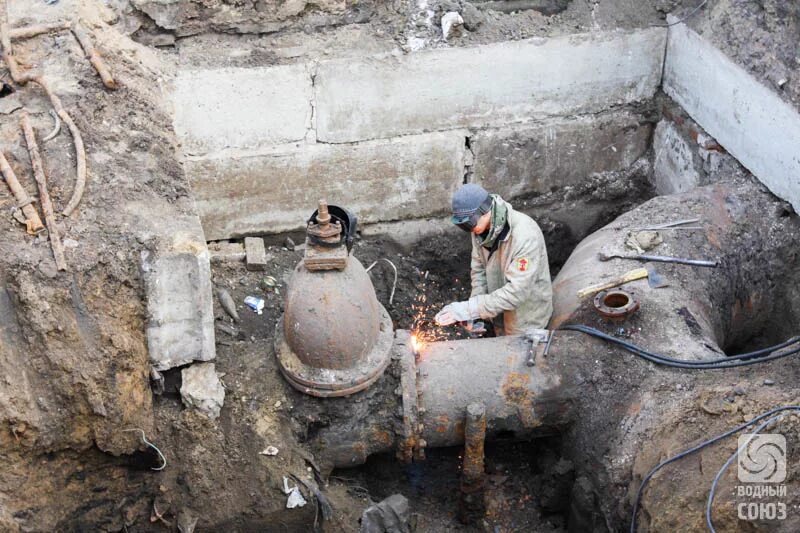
[469,199,553,335]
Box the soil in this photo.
[2,0,800,531]
[690,0,800,110]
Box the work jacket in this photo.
[470,199,553,335]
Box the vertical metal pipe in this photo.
[459,402,486,524]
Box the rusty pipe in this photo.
[415,334,575,448]
[309,330,579,470]
[459,402,487,524]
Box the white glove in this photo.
[435,299,480,326]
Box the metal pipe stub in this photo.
[593,289,640,320]
[459,402,487,524]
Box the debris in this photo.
[282,476,307,509]
[150,366,165,395]
[764,379,775,386]
[217,288,240,321]
[733,385,746,396]
[21,110,68,271]
[71,20,117,90]
[284,236,295,250]
[625,230,662,254]
[8,21,69,39]
[208,241,246,263]
[30,76,86,217]
[598,252,717,267]
[176,509,198,533]
[260,275,278,291]
[0,150,45,234]
[441,12,464,41]
[180,363,225,420]
[244,236,269,271]
[274,400,282,408]
[215,321,238,337]
[122,428,167,471]
[260,446,279,456]
[360,494,411,533]
[42,109,60,141]
[244,295,265,314]
[151,497,172,527]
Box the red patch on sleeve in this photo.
[517,258,529,272]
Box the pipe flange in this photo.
[275,305,394,398]
[593,289,640,320]
[394,330,421,462]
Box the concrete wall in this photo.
[664,19,800,213]
[472,111,652,199]
[174,28,666,239]
[315,28,666,143]
[188,131,467,240]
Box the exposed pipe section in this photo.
[459,402,487,524]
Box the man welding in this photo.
[435,184,553,336]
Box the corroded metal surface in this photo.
[277,244,393,396]
[415,334,575,448]
[459,402,487,524]
[283,256,382,370]
[593,289,640,320]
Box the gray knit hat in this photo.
[451,184,491,224]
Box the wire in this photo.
[630,406,800,532]
[560,324,800,370]
[706,412,794,532]
[366,258,398,305]
[651,0,709,28]
[123,428,167,471]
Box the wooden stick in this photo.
[70,20,117,90]
[9,22,70,40]
[0,150,45,234]
[20,111,68,271]
[27,76,87,216]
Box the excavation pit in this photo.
[2,2,800,532]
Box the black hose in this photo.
[559,324,800,370]
[630,405,800,533]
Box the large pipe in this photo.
[307,329,581,469]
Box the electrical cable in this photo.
[705,412,795,532]
[630,406,800,533]
[651,0,709,28]
[560,324,800,370]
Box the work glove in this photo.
[435,298,480,326]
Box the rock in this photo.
[763,379,776,386]
[733,385,746,396]
[284,236,296,250]
[440,11,464,41]
[360,494,410,533]
[180,363,225,419]
[461,2,484,31]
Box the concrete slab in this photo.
[187,131,467,240]
[139,211,216,371]
[664,20,800,213]
[173,63,312,155]
[652,119,700,195]
[471,112,652,199]
[315,28,666,143]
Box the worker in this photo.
[435,184,553,336]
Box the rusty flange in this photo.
[593,289,639,320]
